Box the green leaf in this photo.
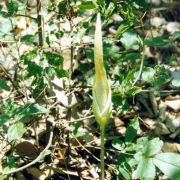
[0,114,10,126]
[144,36,169,47]
[44,51,63,67]
[6,0,18,16]
[136,157,156,179]
[172,78,180,87]
[0,20,12,34]
[55,69,69,78]
[120,29,140,50]
[152,65,171,87]
[123,53,141,62]
[7,122,26,142]
[112,138,125,151]
[21,34,38,45]
[7,155,16,168]
[116,21,133,38]
[27,61,43,77]
[44,67,55,78]
[118,162,132,180]
[125,116,139,142]
[15,103,49,120]
[21,50,37,63]
[143,138,163,157]
[117,154,132,180]
[153,153,180,180]
[79,1,96,10]
[71,124,93,143]
[0,79,10,91]
[57,0,67,18]
[138,67,155,82]
[170,31,180,41]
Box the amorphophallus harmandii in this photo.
[92,13,112,180]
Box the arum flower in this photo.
[93,13,112,128]
[92,13,112,180]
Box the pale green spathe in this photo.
[93,13,112,127]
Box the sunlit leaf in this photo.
[7,122,26,142]
[153,153,180,180]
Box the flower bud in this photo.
[93,13,112,127]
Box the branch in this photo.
[15,14,37,20]
[0,63,24,97]
[36,0,43,47]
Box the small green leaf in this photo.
[117,154,132,180]
[21,34,38,45]
[171,31,180,41]
[0,79,10,91]
[0,114,10,126]
[116,21,134,38]
[144,36,169,47]
[0,20,12,34]
[138,67,155,82]
[153,153,180,180]
[120,29,140,50]
[7,122,26,142]
[15,103,49,120]
[143,138,163,157]
[136,157,156,179]
[6,0,18,16]
[27,62,43,77]
[55,69,69,78]
[44,51,63,67]
[125,116,139,142]
[44,67,55,78]
[118,162,132,180]
[57,0,67,18]
[112,138,125,151]
[7,156,16,168]
[172,78,180,87]
[21,50,37,63]
[79,1,96,10]
[123,53,141,62]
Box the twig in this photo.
[70,115,94,122]
[0,63,24,97]
[132,12,147,86]
[36,0,43,47]
[3,119,55,175]
[71,133,100,162]
[149,91,159,117]
[132,51,144,86]
[15,14,37,20]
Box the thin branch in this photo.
[15,14,37,20]
[71,133,100,162]
[0,63,24,97]
[36,0,43,47]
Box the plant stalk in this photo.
[100,125,105,180]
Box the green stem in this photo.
[100,125,105,180]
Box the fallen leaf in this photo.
[165,99,180,112]
[162,142,180,153]
[15,141,39,159]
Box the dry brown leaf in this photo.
[162,142,180,153]
[154,122,170,135]
[165,99,180,112]
[15,141,39,159]
[166,113,180,132]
